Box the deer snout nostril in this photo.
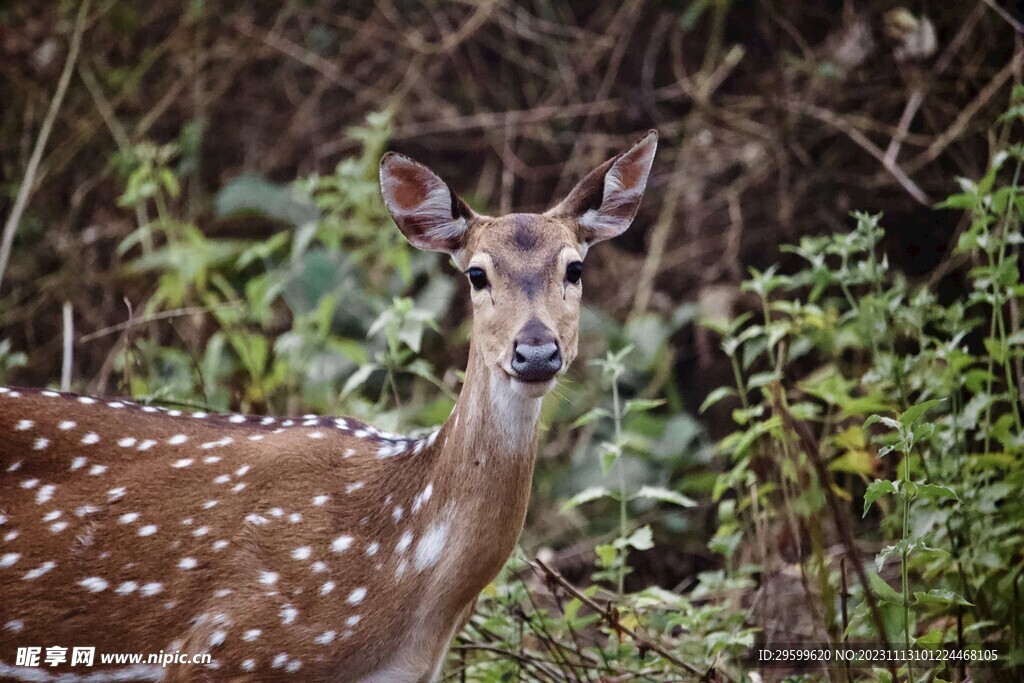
[510,341,561,382]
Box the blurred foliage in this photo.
[703,89,1024,679]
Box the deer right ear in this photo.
[380,152,474,253]
[548,131,657,249]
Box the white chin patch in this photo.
[508,377,555,399]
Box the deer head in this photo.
[380,131,658,400]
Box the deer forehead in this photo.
[464,213,578,266]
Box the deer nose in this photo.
[511,319,561,382]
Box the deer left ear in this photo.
[380,152,475,253]
[548,131,657,248]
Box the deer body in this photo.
[0,132,656,681]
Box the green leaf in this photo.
[700,386,737,413]
[625,525,655,551]
[633,485,698,508]
[571,407,611,429]
[914,589,973,607]
[869,572,905,606]
[595,543,617,568]
[341,363,379,397]
[561,486,612,511]
[863,479,898,516]
[599,442,621,476]
[914,483,959,503]
[623,398,665,416]
[898,398,947,427]
[983,337,1007,364]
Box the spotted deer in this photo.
[0,131,657,682]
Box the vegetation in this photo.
[3,2,1023,681]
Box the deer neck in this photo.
[426,344,541,580]
[442,343,542,465]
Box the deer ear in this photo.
[380,152,475,253]
[548,131,657,247]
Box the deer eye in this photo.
[467,267,489,290]
[566,261,583,284]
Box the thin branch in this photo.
[0,0,92,291]
[768,384,900,681]
[981,0,1024,34]
[531,558,706,678]
[78,304,243,343]
[786,100,931,205]
[905,50,1023,174]
[61,302,74,391]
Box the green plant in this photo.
[704,122,1024,676]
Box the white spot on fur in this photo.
[79,576,108,592]
[291,547,311,560]
[331,535,352,553]
[396,530,413,554]
[412,483,433,513]
[58,420,76,430]
[22,561,56,580]
[168,434,188,445]
[348,587,366,604]
[414,518,450,571]
[35,484,55,504]
[81,432,100,445]
[179,557,198,570]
